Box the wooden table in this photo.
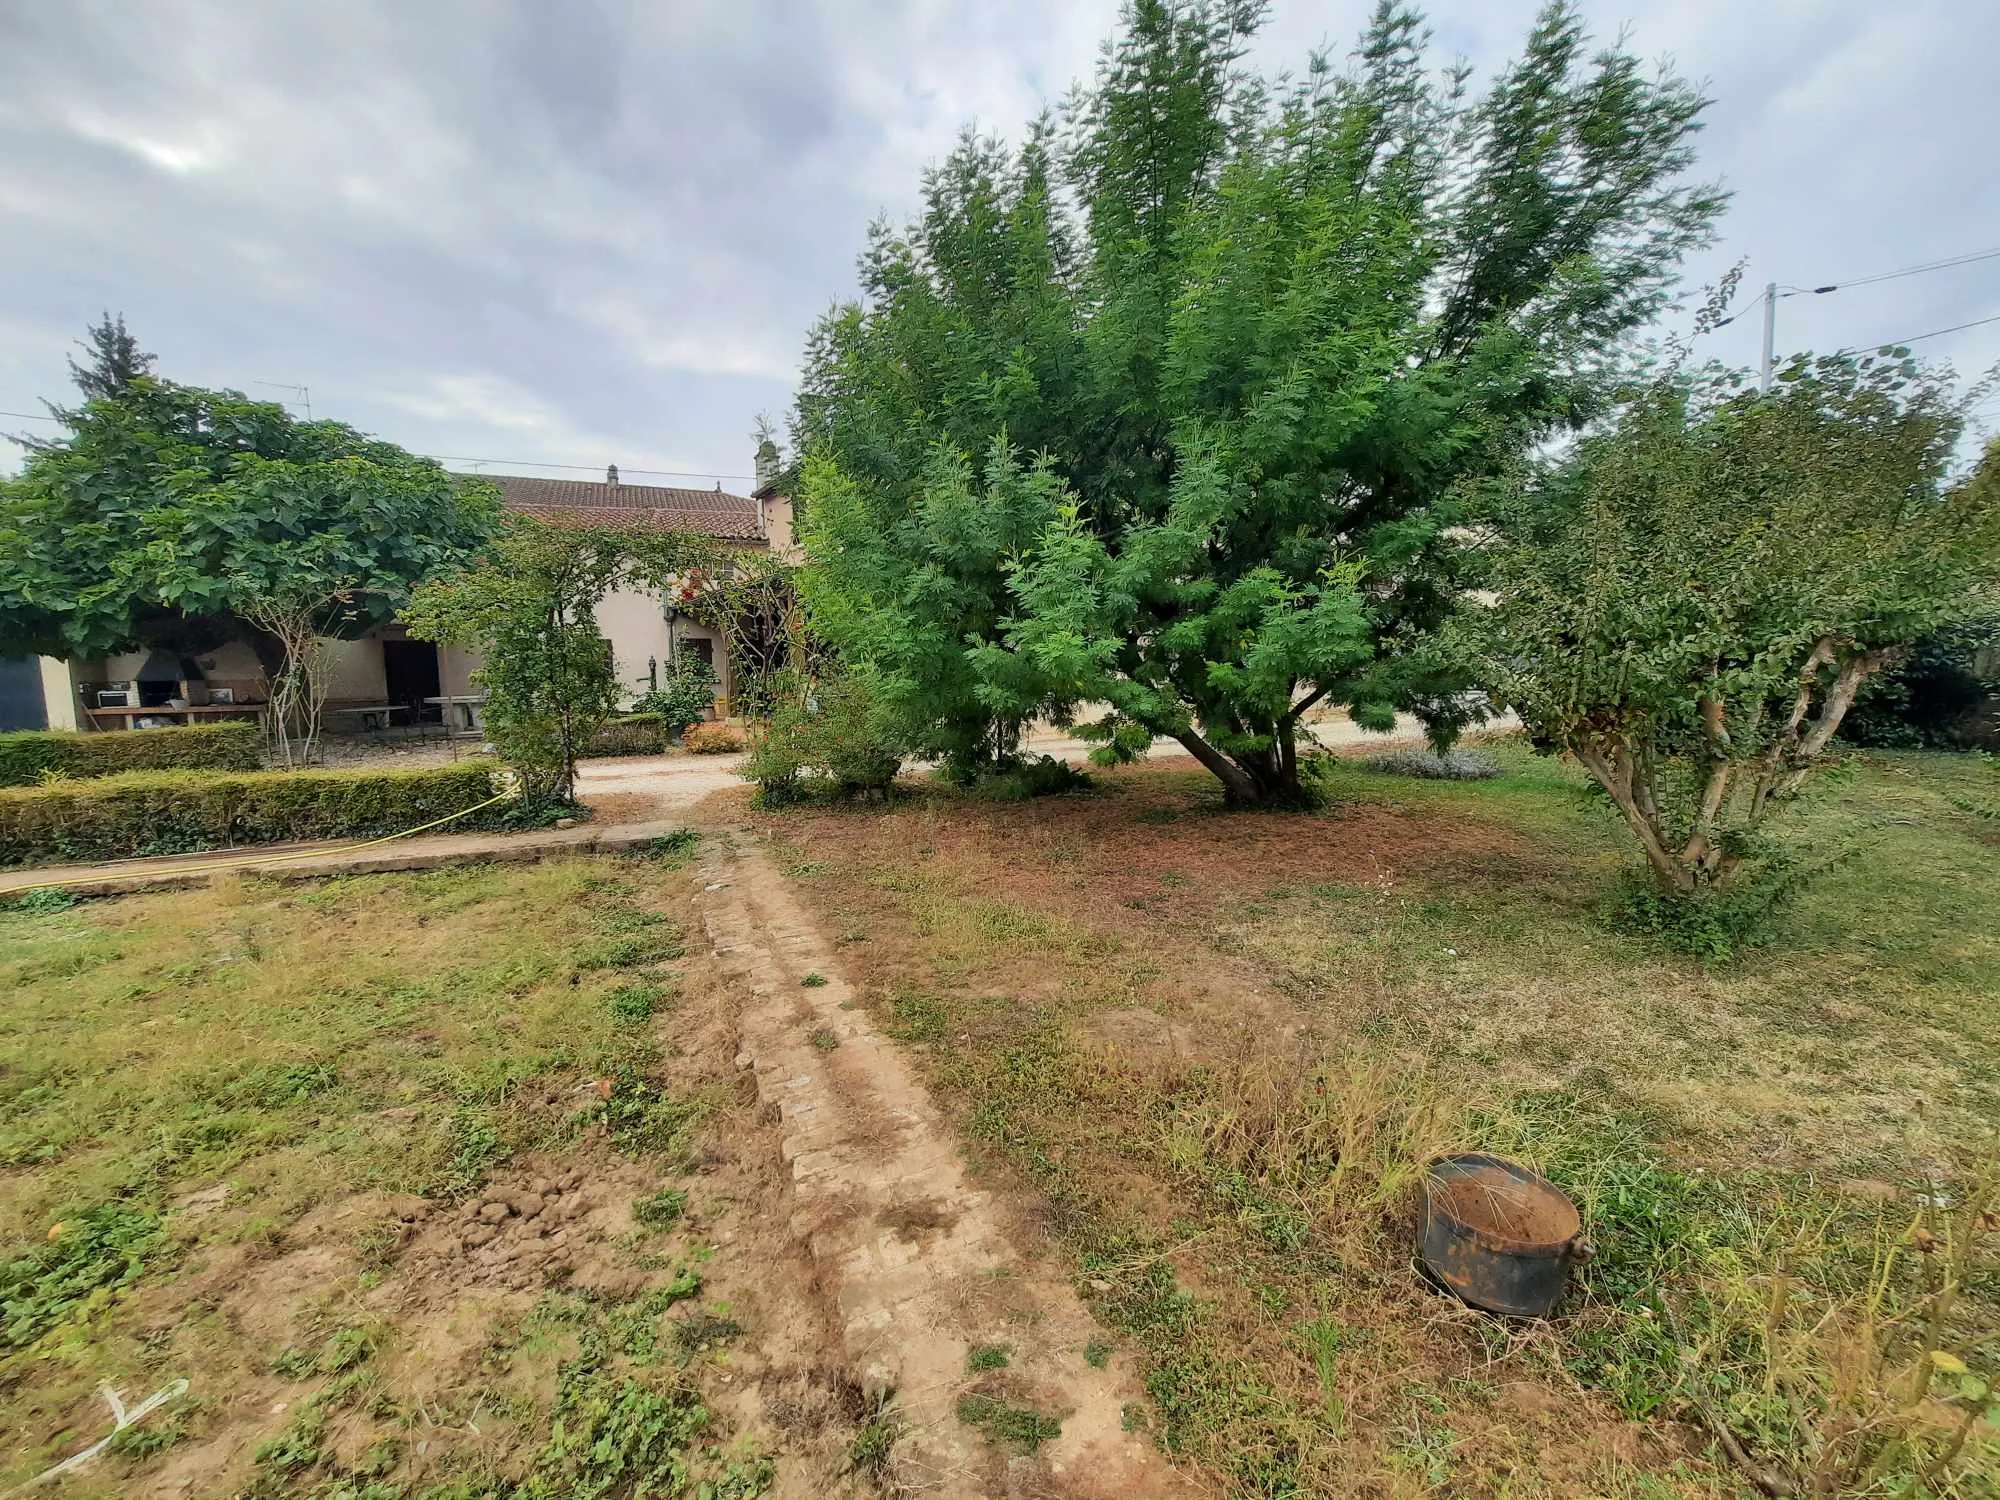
[85,704,264,729]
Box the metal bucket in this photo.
[1416,1152,1590,1318]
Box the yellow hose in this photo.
[7,787,524,895]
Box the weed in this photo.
[1,1202,165,1351]
[609,981,667,1024]
[672,1309,744,1358]
[846,1406,899,1477]
[807,1027,840,1052]
[884,989,946,1043]
[7,886,77,915]
[588,1065,711,1161]
[956,1393,1061,1454]
[1084,1336,1113,1368]
[800,970,827,987]
[577,933,681,970]
[434,1107,508,1199]
[627,829,699,868]
[965,1342,1011,1373]
[632,1188,689,1230]
[1293,1315,1349,1424]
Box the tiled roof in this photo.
[492,475,765,542]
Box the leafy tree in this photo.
[793,0,1723,802]
[64,311,155,404]
[405,517,710,802]
[1464,355,2000,909]
[0,379,500,684]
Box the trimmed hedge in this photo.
[585,714,668,758]
[0,761,510,868]
[0,724,264,787]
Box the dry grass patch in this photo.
[747,745,2000,1495]
[0,846,870,1498]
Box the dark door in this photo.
[382,640,442,722]
[0,657,47,731]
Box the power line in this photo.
[0,410,59,422]
[1809,245,2000,294]
[1841,312,2000,353]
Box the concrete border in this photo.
[0,819,691,900]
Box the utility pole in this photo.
[1759,281,1777,393]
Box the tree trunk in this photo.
[1172,728,1262,804]
[1573,742,1695,895]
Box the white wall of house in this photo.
[320,637,388,700]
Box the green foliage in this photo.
[744,674,903,805]
[1468,362,2000,907]
[845,1408,898,1478]
[625,828,700,867]
[631,646,719,739]
[5,886,76,915]
[0,723,262,786]
[1084,1336,1114,1369]
[632,1188,688,1230]
[955,1393,1061,1454]
[406,516,711,802]
[965,1342,1011,1373]
[1844,620,2000,749]
[0,376,499,662]
[609,982,666,1025]
[586,714,668,758]
[64,311,154,403]
[794,0,1723,804]
[961,754,1093,801]
[1,1202,165,1350]
[0,760,507,867]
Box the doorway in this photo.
[382,640,442,723]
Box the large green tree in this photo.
[404,517,712,802]
[793,0,1724,802]
[0,378,500,673]
[1465,355,2000,903]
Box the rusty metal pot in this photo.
[1417,1152,1591,1318]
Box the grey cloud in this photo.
[4,0,1997,481]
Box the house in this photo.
[12,450,796,736]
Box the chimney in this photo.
[606,463,620,488]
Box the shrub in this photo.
[683,722,745,755]
[0,761,510,867]
[963,755,1092,801]
[0,723,262,787]
[631,646,719,739]
[745,676,903,804]
[1362,747,1502,781]
[585,714,668,758]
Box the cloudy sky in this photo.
[3,0,1996,485]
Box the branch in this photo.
[1575,739,1691,894]
[1280,683,1332,726]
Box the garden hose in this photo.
[5,787,523,896]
